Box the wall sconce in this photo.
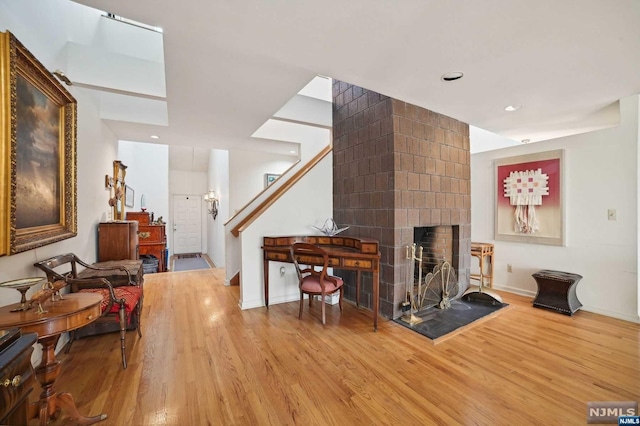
[204,190,219,220]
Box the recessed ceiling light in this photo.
[504,105,522,112]
[289,150,296,154]
[150,135,160,139]
[441,71,464,82]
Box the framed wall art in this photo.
[125,185,135,208]
[495,149,564,246]
[0,31,77,255]
[264,173,279,188]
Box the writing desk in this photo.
[0,293,106,425]
[263,235,381,331]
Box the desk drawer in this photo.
[267,252,289,262]
[138,226,164,243]
[343,259,372,269]
[0,334,36,423]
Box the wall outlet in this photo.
[507,264,512,273]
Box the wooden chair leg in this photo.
[64,330,76,354]
[339,288,343,312]
[299,291,304,319]
[119,305,127,369]
[136,301,142,338]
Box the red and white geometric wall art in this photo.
[495,150,564,246]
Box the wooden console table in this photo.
[263,235,381,331]
[532,270,583,315]
[0,293,107,425]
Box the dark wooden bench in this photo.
[34,254,144,368]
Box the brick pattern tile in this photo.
[333,81,471,319]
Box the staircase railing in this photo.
[227,144,332,237]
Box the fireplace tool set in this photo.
[401,244,466,325]
[401,244,424,325]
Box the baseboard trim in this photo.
[493,284,536,298]
[580,305,640,324]
[239,293,300,310]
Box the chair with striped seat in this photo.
[34,253,143,368]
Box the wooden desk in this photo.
[263,235,381,331]
[126,212,168,272]
[470,242,494,289]
[0,293,106,425]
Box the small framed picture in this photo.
[125,185,135,207]
[264,173,280,188]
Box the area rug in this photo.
[173,256,211,272]
[393,298,509,343]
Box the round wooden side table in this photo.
[0,293,106,425]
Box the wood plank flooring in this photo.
[43,269,639,425]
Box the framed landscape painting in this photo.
[0,31,77,255]
[495,149,564,246]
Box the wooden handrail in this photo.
[224,160,301,227]
[229,145,332,237]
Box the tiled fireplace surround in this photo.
[332,81,471,319]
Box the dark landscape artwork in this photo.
[15,74,61,229]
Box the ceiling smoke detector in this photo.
[441,72,464,82]
[521,139,530,144]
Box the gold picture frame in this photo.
[0,31,77,255]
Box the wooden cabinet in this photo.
[126,212,167,272]
[98,221,139,262]
[0,330,37,425]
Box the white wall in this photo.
[224,133,333,291]
[228,150,296,215]
[207,150,229,269]
[118,141,169,219]
[239,155,333,309]
[470,125,520,154]
[0,1,121,360]
[471,95,639,323]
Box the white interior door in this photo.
[172,194,202,255]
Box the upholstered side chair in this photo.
[289,242,344,324]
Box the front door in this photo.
[172,194,202,255]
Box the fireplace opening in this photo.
[403,225,465,312]
[414,225,459,273]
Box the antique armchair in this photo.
[34,253,143,368]
[290,243,344,324]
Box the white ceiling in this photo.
[73,0,640,161]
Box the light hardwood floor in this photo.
[44,269,639,425]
